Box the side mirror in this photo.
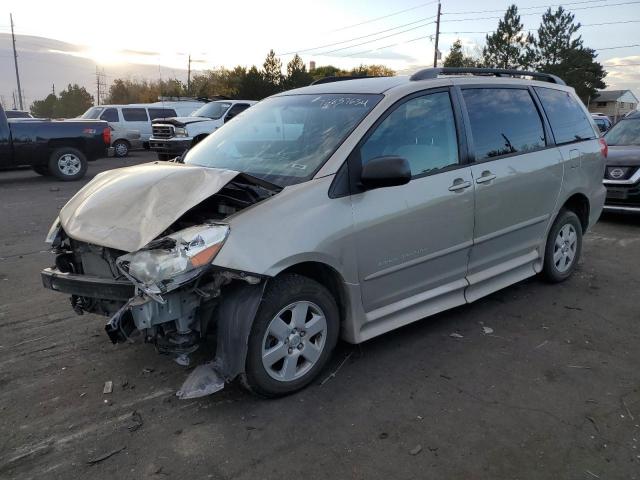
[361,156,411,189]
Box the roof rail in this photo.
[409,67,565,85]
[310,75,378,85]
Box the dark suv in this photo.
[603,110,640,213]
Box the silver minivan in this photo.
[42,68,606,398]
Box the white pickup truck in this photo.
[149,100,256,160]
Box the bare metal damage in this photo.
[44,162,281,398]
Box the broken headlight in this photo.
[45,217,62,245]
[116,224,229,295]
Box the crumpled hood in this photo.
[153,116,214,127]
[59,162,239,252]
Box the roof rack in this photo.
[409,67,565,85]
[310,75,379,85]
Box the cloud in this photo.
[604,55,640,93]
[121,49,162,57]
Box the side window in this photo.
[462,88,546,161]
[122,108,149,122]
[226,103,250,119]
[100,108,119,122]
[148,108,176,120]
[534,87,596,144]
[359,91,459,177]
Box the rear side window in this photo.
[359,91,459,177]
[462,88,546,161]
[534,87,596,144]
[148,108,176,120]
[100,108,119,122]
[122,108,148,122]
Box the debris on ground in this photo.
[379,432,388,439]
[320,351,353,386]
[103,381,113,394]
[482,326,494,335]
[142,367,154,375]
[535,340,549,349]
[449,333,463,339]
[86,445,126,465]
[409,445,423,456]
[126,411,144,432]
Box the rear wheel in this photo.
[542,209,583,283]
[113,139,129,157]
[32,165,50,176]
[48,147,88,181]
[242,274,339,397]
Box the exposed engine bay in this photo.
[42,169,281,398]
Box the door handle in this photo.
[448,179,471,192]
[476,170,497,184]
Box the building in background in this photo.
[588,90,638,121]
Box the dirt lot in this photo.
[1,151,639,480]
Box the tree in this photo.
[30,93,58,118]
[53,84,93,118]
[349,64,395,77]
[534,7,606,102]
[262,49,283,95]
[285,54,312,89]
[444,40,479,67]
[310,65,343,81]
[238,66,270,100]
[483,5,535,69]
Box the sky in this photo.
[1,0,639,105]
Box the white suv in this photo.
[149,100,256,160]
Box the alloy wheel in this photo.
[57,154,81,176]
[553,223,578,273]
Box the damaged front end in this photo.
[42,171,280,398]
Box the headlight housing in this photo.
[45,217,62,244]
[174,127,188,137]
[116,224,229,296]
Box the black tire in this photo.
[542,209,583,283]
[32,165,50,176]
[48,147,88,181]
[113,139,129,157]
[242,273,339,397]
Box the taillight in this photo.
[103,127,111,146]
[599,137,608,158]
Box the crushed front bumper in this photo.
[41,267,134,300]
[148,137,191,156]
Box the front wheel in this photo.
[48,147,88,181]
[242,274,339,397]
[542,209,583,283]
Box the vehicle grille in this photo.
[152,124,175,139]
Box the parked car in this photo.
[41,68,606,398]
[81,101,204,156]
[110,126,143,157]
[149,100,256,160]
[0,104,111,180]
[5,109,33,119]
[602,110,640,213]
[592,113,612,133]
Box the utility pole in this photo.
[433,1,441,68]
[10,13,24,110]
[52,84,55,96]
[187,54,191,95]
[12,91,17,110]
[95,67,106,105]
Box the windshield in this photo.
[192,102,232,119]
[184,93,382,186]
[605,119,640,146]
[81,107,104,119]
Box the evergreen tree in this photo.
[535,7,606,102]
[53,84,94,118]
[30,93,58,118]
[262,49,283,95]
[285,54,312,89]
[444,40,478,67]
[238,66,270,100]
[483,5,535,69]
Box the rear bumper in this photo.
[148,138,191,155]
[41,267,135,301]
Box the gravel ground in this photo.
[1,151,639,480]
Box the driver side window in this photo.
[359,91,459,177]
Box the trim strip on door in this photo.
[363,240,473,281]
[474,214,550,245]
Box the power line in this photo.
[444,0,612,15]
[440,18,640,35]
[595,43,640,50]
[331,0,439,32]
[315,21,437,56]
[441,1,640,22]
[279,15,437,55]
[604,63,640,66]
[344,33,435,58]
